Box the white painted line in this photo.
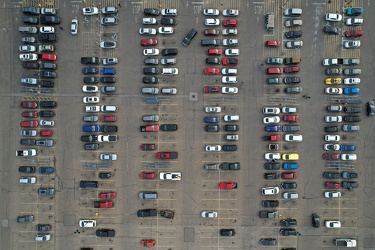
[192,2,204,4]
[253,2,265,4]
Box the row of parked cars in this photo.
[17,6,61,243]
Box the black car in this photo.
[79,180,98,188]
[84,143,99,150]
[284,76,301,84]
[323,25,341,34]
[20,139,36,146]
[81,135,98,142]
[367,101,375,116]
[100,77,116,84]
[280,219,297,227]
[40,16,61,25]
[264,173,280,179]
[220,229,236,237]
[39,71,56,78]
[23,17,38,24]
[144,8,160,16]
[182,28,197,46]
[99,172,111,179]
[205,125,220,132]
[96,229,115,237]
[223,145,237,151]
[323,172,340,179]
[18,166,36,173]
[220,162,240,171]
[37,34,56,42]
[82,67,98,75]
[143,76,158,84]
[143,67,159,75]
[40,101,57,108]
[160,124,178,131]
[280,228,297,236]
[344,115,361,122]
[22,62,39,69]
[83,77,99,84]
[137,209,158,217]
[285,30,302,38]
[224,125,239,131]
[260,238,277,245]
[161,48,178,56]
[262,200,279,207]
[312,213,320,228]
[280,182,297,189]
[341,181,358,190]
[285,86,302,94]
[325,126,339,132]
[264,162,280,170]
[161,18,177,26]
[223,58,238,65]
[36,224,51,231]
[344,106,361,113]
[206,57,221,65]
[101,125,118,132]
[40,80,54,88]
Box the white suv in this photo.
[205,18,220,26]
[262,187,279,195]
[162,68,178,75]
[79,220,96,228]
[223,115,239,122]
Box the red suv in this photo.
[139,171,157,179]
[345,30,363,38]
[39,130,53,137]
[283,115,299,122]
[223,19,238,27]
[284,66,300,73]
[266,40,281,47]
[101,115,117,122]
[20,120,38,127]
[203,68,220,75]
[41,54,57,61]
[22,111,38,118]
[207,49,222,55]
[282,172,297,179]
[204,86,220,93]
[21,101,38,109]
[325,181,340,189]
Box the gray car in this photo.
[285,86,302,94]
[36,139,54,147]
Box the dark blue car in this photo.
[101,68,116,75]
[82,125,100,132]
[265,125,280,132]
[340,145,356,151]
[82,67,98,75]
[204,117,220,123]
[38,167,54,174]
[223,145,237,151]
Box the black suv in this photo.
[344,106,361,113]
[161,48,178,56]
[344,115,361,122]
[143,76,158,84]
[84,143,99,150]
[182,28,197,46]
[40,80,54,88]
[161,18,177,26]
[19,166,36,173]
[81,135,98,142]
[22,62,39,69]
[280,228,297,236]
[37,34,56,42]
[143,67,159,75]
[41,16,61,24]
[280,219,297,227]
[160,124,178,131]
[205,125,220,132]
[101,126,118,133]
[325,126,339,133]
[312,213,320,228]
[40,101,57,108]
[220,162,240,171]
[264,162,280,170]
[201,39,221,47]
[84,77,99,84]
[100,77,116,84]
[79,181,98,189]
[144,8,160,16]
[137,209,157,217]
[224,125,239,131]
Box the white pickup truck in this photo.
[16,149,37,157]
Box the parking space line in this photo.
[201,198,237,201]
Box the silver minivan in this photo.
[142,87,159,95]
[19,26,38,34]
[138,191,158,199]
[204,164,219,170]
[142,115,159,122]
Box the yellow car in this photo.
[282,153,299,161]
[325,78,342,85]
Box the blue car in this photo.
[346,8,363,16]
[82,125,100,132]
[282,162,298,170]
[265,125,280,132]
[82,67,98,74]
[340,145,356,151]
[343,87,359,95]
[101,68,116,75]
[38,167,54,174]
[205,117,220,123]
[223,145,237,151]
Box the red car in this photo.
[141,239,156,247]
[141,38,158,47]
[21,101,38,109]
[345,30,363,38]
[266,40,281,47]
[204,86,220,93]
[41,54,57,61]
[101,115,117,122]
[20,120,38,128]
[282,172,297,179]
[39,130,53,137]
[204,29,220,36]
[156,152,178,159]
[139,171,157,179]
[284,66,300,73]
[219,182,238,189]
[99,192,116,199]
[22,111,38,118]
[140,144,156,150]
[203,68,220,75]
[283,115,299,122]
[207,49,222,56]
[223,19,238,27]
[222,58,239,66]
[323,153,340,160]
[325,181,340,189]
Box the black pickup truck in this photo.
[81,57,100,65]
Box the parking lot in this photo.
[1,0,375,249]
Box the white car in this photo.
[35,234,51,241]
[262,187,279,195]
[325,220,341,228]
[264,153,281,160]
[19,53,38,61]
[223,39,239,46]
[82,85,98,93]
[79,220,96,228]
[223,115,239,122]
[83,7,99,15]
[40,120,54,126]
[325,13,342,22]
[205,107,221,113]
[223,9,239,16]
[143,49,159,56]
[100,153,117,161]
[21,78,38,85]
[222,68,237,75]
[161,87,177,94]
[222,86,238,94]
[263,116,280,124]
[325,87,343,94]
[222,76,237,84]
[324,191,341,198]
[205,145,221,152]
[161,68,178,75]
[71,19,78,35]
[284,134,303,142]
[85,106,100,112]
[142,17,157,25]
[225,134,239,141]
[281,107,297,113]
[225,49,240,56]
[285,41,303,48]
[205,18,220,26]
[203,9,219,16]
[325,116,342,123]
[325,135,340,142]
[39,45,54,52]
[341,154,357,161]
[20,177,36,184]
[103,58,118,65]
[344,78,360,85]
[201,211,218,218]
[159,172,181,180]
[343,41,361,49]
[139,28,157,35]
[222,29,238,36]
[100,41,117,49]
[263,107,280,114]
[346,18,363,25]
[323,144,340,151]
[19,45,36,52]
[83,97,100,103]
[158,27,173,34]
[40,26,54,34]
